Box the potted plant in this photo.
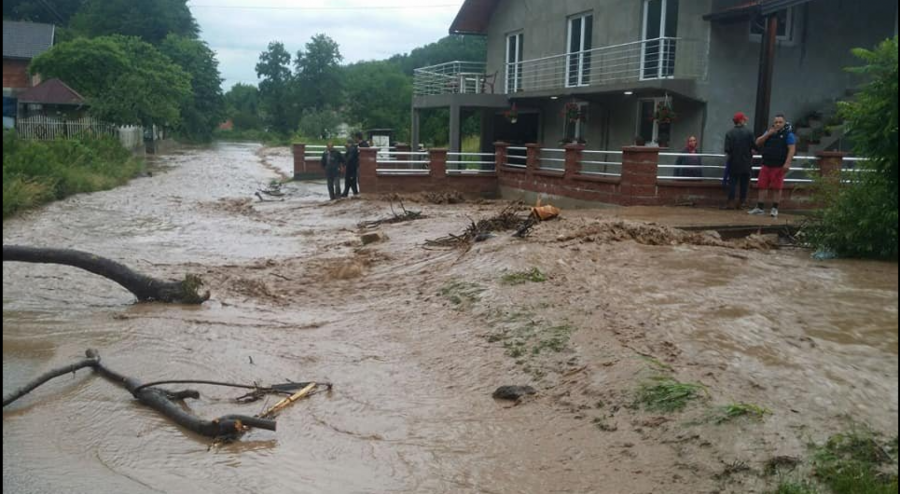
[563,102,585,123]
[653,100,677,124]
[504,104,519,124]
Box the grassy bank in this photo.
[3,130,143,219]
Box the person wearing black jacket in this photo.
[751,114,797,219]
[321,141,344,200]
[342,132,369,197]
[724,112,757,210]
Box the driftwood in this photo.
[358,199,424,229]
[3,246,209,304]
[3,350,280,438]
[424,204,533,249]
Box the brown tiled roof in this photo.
[17,78,86,105]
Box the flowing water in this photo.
[3,142,897,494]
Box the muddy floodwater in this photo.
[4,142,898,494]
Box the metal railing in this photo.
[656,152,859,184]
[446,152,496,173]
[506,37,707,94]
[506,146,528,168]
[580,150,623,177]
[376,150,430,175]
[413,61,490,97]
[538,148,565,171]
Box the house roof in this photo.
[17,78,87,106]
[449,0,500,35]
[3,21,55,60]
[704,0,819,22]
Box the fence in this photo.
[15,115,145,151]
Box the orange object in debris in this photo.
[531,199,560,221]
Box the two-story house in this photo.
[3,20,56,128]
[412,0,897,157]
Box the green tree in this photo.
[297,108,344,140]
[69,0,198,44]
[255,41,295,134]
[3,0,85,25]
[224,83,262,130]
[344,61,411,140]
[389,35,487,75]
[295,34,343,111]
[808,37,898,260]
[160,34,226,141]
[30,35,191,128]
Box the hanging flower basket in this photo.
[654,100,677,124]
[563,102,585,123]
[504,104,519,124]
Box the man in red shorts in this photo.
[750,114,796,219]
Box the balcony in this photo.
[413,37,707,100]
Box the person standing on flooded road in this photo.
[751,113,796,219]
[321,141,345,201]
[724,112,756,210]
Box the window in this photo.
[506,32,524,93]
[641,0,679,80]
[637,98,672,147]
[750,9,795,44]
[566,13,593,88]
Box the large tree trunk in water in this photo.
[3,246,209,304]
[3,350,276,438]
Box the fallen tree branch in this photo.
[2,355,99,407]
[3,246,209,304]
[4,349,278,438]
[358,199,424,229]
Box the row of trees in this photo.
[6,0,225,142]
[225,34,486,145]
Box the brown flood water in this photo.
[3,142,898,494]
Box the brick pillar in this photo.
[359,147,378,194]
[292,143,306,180]
[564,143,585,179]
[494,141,509,170]
[429,148,448,183]
[525,143,540,176]
[816,151,845,183]
[620,146,660,206]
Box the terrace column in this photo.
[449,103,461,154]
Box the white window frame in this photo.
[640,0,678,81]
[750,8,797,45]
[505,31,524,94]
[636,97,672,146]
[565,12,593,88]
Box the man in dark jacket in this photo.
[751,114,796,219]
[724,112,757,210]
[343,132,369,197]
[321,141,344,200]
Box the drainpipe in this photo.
[754,14,779,137]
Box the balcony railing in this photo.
[413,37,707,98]
[413,61,490,97]
[506,37,707,94]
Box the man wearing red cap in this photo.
[724,112,756,209]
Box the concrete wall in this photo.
[700,0,897,152]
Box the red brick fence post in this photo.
[359,146,379,194]
[620,146,660,206]
[292,143,306,180]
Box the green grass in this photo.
[812,431,899,494]
[439,280,486,308]
[711,402,772,425]
[501,268,548,286]
[768,480,819,494]
[3,131,142,218]
[636,377,708,413]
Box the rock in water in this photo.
[492,385,537,401]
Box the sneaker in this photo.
[770,208,779,219]
[748,207,765,215]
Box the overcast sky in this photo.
[188,0,468,90]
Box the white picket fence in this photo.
[15,115,144,151]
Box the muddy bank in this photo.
[4,143,897,494]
